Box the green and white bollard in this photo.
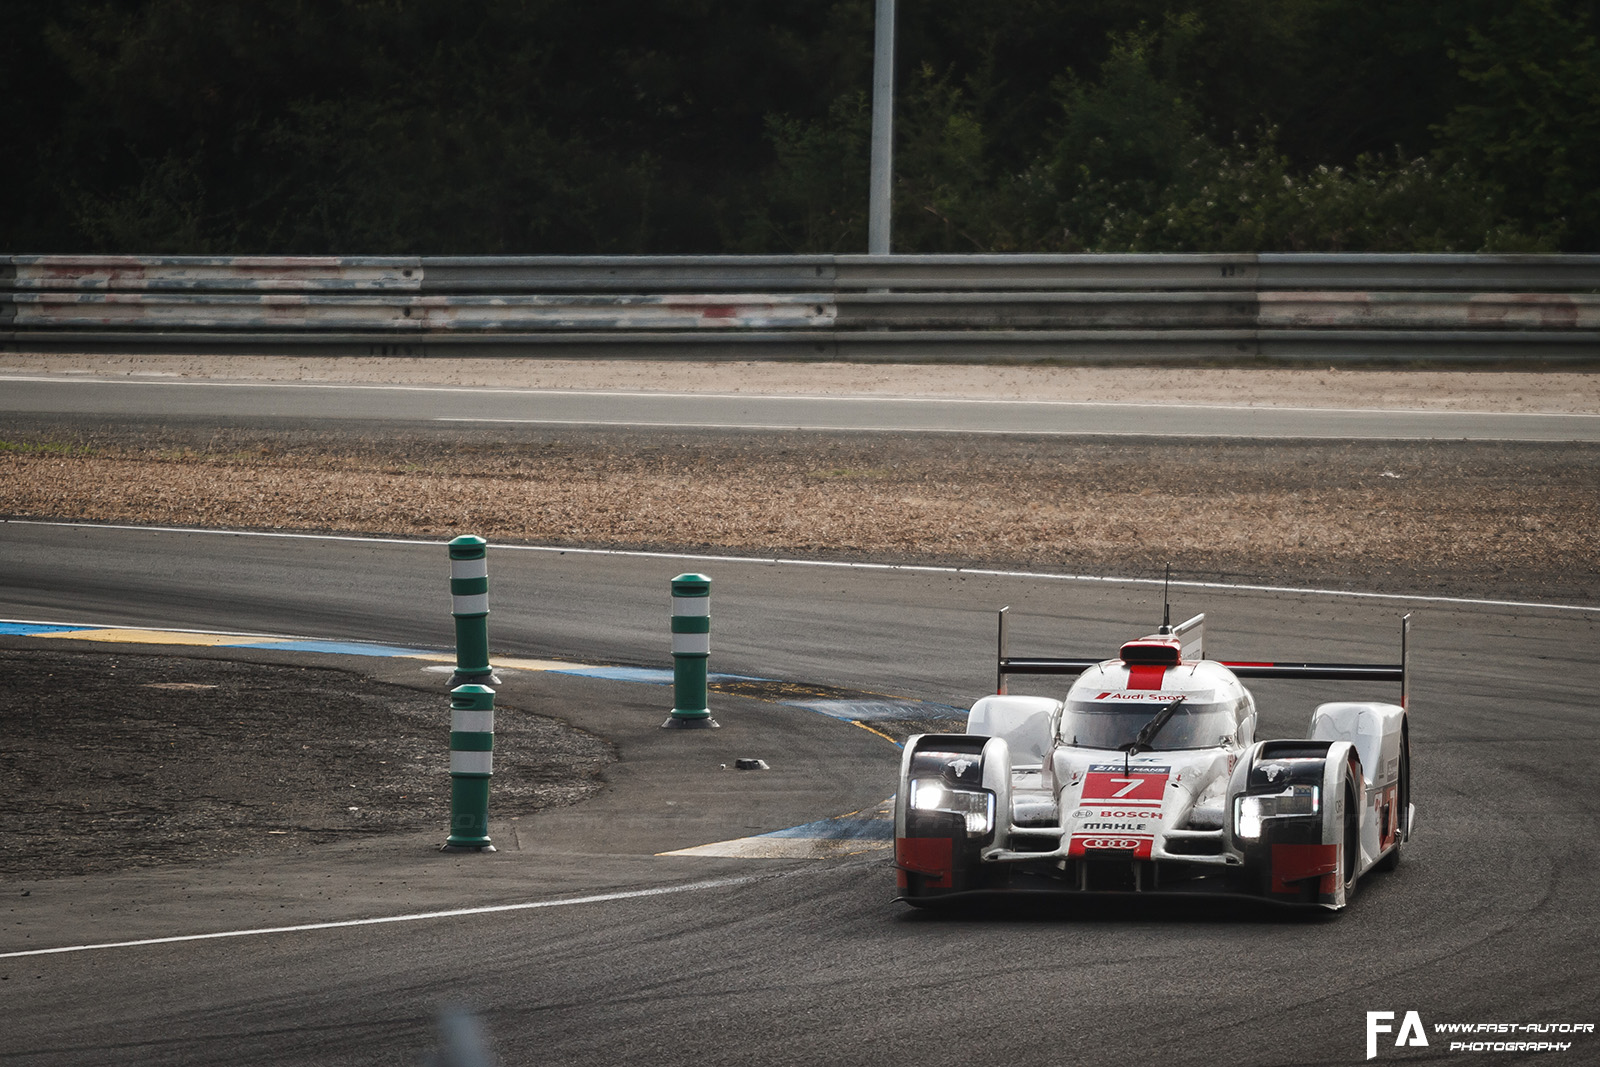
[443,684,496,852]
[448,535,500,689]
[664,572,719,729]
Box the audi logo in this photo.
[1082,837,1142,851]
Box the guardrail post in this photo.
[448,535,500,688]
[443,684,496,852]
[664,573,719,729]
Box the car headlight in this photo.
[1235,785,1320,840]
[909,778,995,835]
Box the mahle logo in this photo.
[1367,1011,1429,1059]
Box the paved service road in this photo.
[2,523,1597,1066]
[5,373,1600,440]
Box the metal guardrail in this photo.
[3,253,1598,360]
[2,292,837,330]
[11,252,1600,291]
[2,255,421,291]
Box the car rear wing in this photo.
[996,607,1410,708]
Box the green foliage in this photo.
[747,93,872,253]
[1104,138,1539,253]
[1042,22,1209,250]
[1434,0,1600,249]
[0,0,1590,253]
[890,64,997,252]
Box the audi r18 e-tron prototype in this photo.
[894,608,1412,910]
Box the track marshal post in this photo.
[664,573,719,729]
[447,535,500,689]
[442,684,496,851]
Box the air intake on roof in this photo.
[1120,639,1182,666]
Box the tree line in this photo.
[3,0,1596,255]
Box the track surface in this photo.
[5,374,1600,440]
[2,523,1597,1065]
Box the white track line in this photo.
[0,877,756,959]
[4,519,1597,614]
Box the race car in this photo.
[894,606,1412,910]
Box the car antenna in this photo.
[1158,563,1172,634]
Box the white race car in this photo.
[894,607,1412,910]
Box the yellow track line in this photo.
[850,720,902,747]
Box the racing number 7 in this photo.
[1081,767,1168,803]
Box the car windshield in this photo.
[1061,698,1236,751]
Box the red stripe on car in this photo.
[1126,664,1167,690]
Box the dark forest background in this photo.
[3,0,1597,255]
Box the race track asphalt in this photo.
[6,373,1600,440]
[1,522,1597,1066]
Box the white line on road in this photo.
[0,877,758,959]
[5,519,1597,614]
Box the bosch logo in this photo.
[1081,837,1141,851]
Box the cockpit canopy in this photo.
[1060,692,1248,751]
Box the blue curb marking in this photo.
[0,620,953,724]
[759,817,893,841]
[227,639,433,657]
[0,621,442,656]
[552,666,675,684]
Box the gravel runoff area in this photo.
[2,356,1597,602]
[2,355,1597,880]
